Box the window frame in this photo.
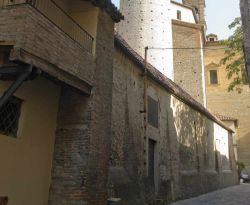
[209,69,219,85]
[147,96,159,128]
[0,96,22,138]
[177,10,182,20]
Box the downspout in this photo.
[141,47,149,173]
[0,65,34,108]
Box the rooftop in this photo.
[114,33,233,133]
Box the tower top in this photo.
[183,0,206,27]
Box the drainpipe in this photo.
[0,65,34,109]
[141,47,149,173]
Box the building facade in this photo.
[0,1,238,205]
[110,35,237,205]
[117,0,207,106]
[0,1,122,205]
[205,36,250,174]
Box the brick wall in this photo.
[0,4,95,87]
[110,46,238,204]
[48,9,115,205]
[172,21,206,105]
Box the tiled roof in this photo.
[215,114,238,122]
[114,33,233,133]
[91,0,123,22]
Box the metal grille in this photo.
[0,96,22,137]
[148,96,159,128]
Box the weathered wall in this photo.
[205,42,250,173]
[110,46,237,204]
[48,9,115,205]
[0,77,60,205]
[172,21,206,105]
[0,4,95,87]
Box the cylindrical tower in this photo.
[117,0,174,80]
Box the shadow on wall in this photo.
[108,55,236,204]
[237,132,250,173]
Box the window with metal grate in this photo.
[0,96,22,138]
[148,96,158,128]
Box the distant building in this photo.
[205,34,250,173]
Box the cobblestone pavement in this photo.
[171,184,250,205]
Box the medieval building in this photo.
[205,34,250,175]
[0,0,238,205]
[117,0,206,105]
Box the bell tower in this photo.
[117,0,174,80]
[183,0,206,28]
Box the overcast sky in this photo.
[111,0,240,40]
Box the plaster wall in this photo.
[170,3,195,23]
[205,42,250,173]
[0,77,60,205]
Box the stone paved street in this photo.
[171,184,250,205]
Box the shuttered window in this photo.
[148,97,158,128]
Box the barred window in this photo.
[0,96,22,137]
[148,96,158,128]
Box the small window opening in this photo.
[210,70,218,85]
[177,10,182,20]
[148,139,156,184]
[0,96,22,137]
[148,96,158,128]
[209,38,215,42]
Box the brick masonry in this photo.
[48,9,115,205]
[172,21,206,105]
[0,4,115,205]
[0,4,95,88]
[110,46,238,205]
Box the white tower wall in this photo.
[118,0,174,80]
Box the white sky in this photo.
[111,0,241,40]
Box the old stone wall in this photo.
[110,46,238,205]
[48,9,115,205]
[172,21,206,105]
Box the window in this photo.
[210,70,218,85]
[148,96,158,128]
[0,96,22,137]
[209,38,215,42]
[177,10,182,20]
[148,139,156,184]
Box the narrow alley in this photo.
[171,184,250,205]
